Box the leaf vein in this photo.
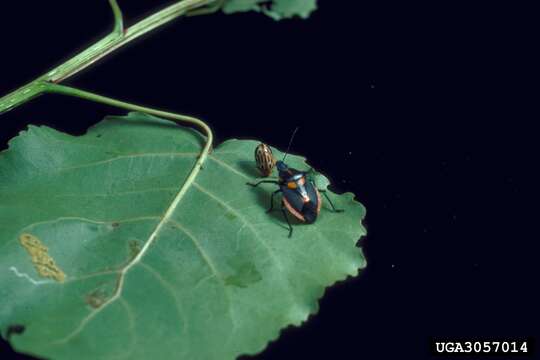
[58,152,199,172]
[208,155,250,181]
[191,181,299,304]
[167,220,237,333]
[139,262,188,337]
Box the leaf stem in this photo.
[44,82,213,157]
[0,0,216,115]
[186,0,225,17]
[108,0,125,34]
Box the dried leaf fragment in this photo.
[19,233,65,282]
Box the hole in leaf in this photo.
[6,324,25,339]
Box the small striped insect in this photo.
[247,129,343,237]
[254,143,276,177]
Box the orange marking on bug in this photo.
[283,198,305,222]
[315,188,322,214]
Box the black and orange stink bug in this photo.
[254,143,276,177]
[247,129,343,237]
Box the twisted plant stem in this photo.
[0,0,217,115]
[2,0,217,205]
[45,82,213,162]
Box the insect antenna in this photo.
[282,126,299,162]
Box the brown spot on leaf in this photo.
[111,222,120,228]
[85,288,108,309]
[129,240,141,259]
[19,233,65,283]
[225,211,237,220]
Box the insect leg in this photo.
[320,190,345,213]
[246,180,280,187]
[280,203,294,238]
[267,189,282,213]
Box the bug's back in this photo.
[279,167,321,224]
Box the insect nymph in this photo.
[254,143,275,177]
[247,130,343,237]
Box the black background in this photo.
[0,1,537,359]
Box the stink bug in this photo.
[254,143,275,177]
[247,129,343,237]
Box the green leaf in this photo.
[0,112,365,360]
[222,0,318,20]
